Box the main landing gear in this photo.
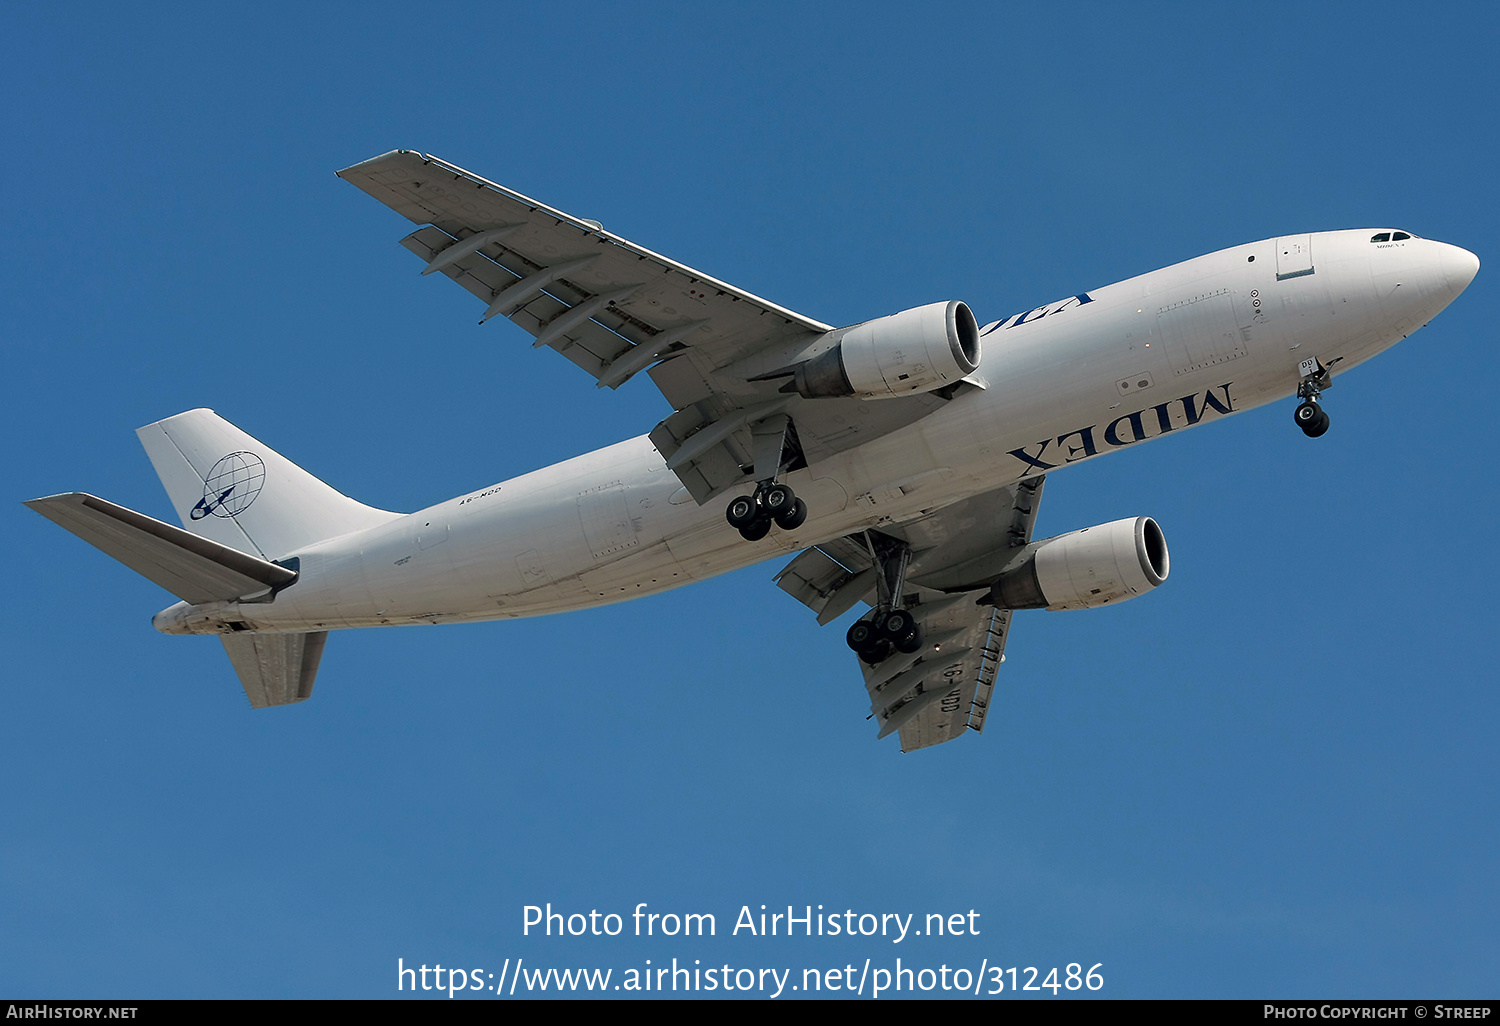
[724,413,808,541]
[844,533,923,666]
[725,482,807,540]
[1293,359,1333,438]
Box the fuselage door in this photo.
[577,482,639,560]
[1275,235,1315,280]
[1156,288,1245,377]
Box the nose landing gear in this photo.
[1294,358,1333,438]
[1294,398,1329,437]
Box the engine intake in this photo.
[987,516,1169,611]
[788,300,980,399]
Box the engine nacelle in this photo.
[789,300,980,399]
[987,517,1169,611]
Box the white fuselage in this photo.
[155,229,1476,636]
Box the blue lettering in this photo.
[1179,392,1207,426]
[1059,426,1098,462]
[1047,293,1095,315]
[1006,439,1058,471]
[1103,410,1148,447]
[996,292,1095,331]
[1201,383,1235,416]
[1009,379,1232,472]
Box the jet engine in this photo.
[787,300,980,399]
[986,516,1169,611]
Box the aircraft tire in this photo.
[860,638,894,666]
[761,483,795,516]
[846,618,878,653]
[774,498,808,530]
[1301,408,1331,438]
[881,609,916,641]
[895,623,925,654]
[726,494,760,529]
[739,517,772,542]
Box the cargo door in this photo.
[577,482,639,560]
[1155,288,1246,377]
[1275,235,1314,280]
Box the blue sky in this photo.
[3,2,1496,999]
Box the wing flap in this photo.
[893,607,1012,750]
[398,227,642,381]
[26,492,296,605]
[775,546,879,626]
[648,413,751,505]
[861,593,1010,751]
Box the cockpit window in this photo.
[1392,231,1411,241]
[1371,232,1392,243]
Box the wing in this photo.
[337,150,962,503]
[776,476,1045,751]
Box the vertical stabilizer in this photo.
[137,409,400,560]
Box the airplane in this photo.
[26,150,1480,751]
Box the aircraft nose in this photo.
[1438,242,1480,297]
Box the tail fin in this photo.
[137,409,400,560]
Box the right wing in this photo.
[776,476,1045,752]
[338,150,967,505]
[867,593,1014,751]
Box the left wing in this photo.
[338,150,961,503]
[776,477,1044,751]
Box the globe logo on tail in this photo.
[191,452,266,519]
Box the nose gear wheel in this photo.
[1294,399,1330,437]
[1294,361,1333,438]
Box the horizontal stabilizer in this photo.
[26,492,296,605]
[221,631,327,708]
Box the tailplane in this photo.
[28,488,335,709]
[25,491,297,605]
[28,409,399,710]
[136,408,400,560]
